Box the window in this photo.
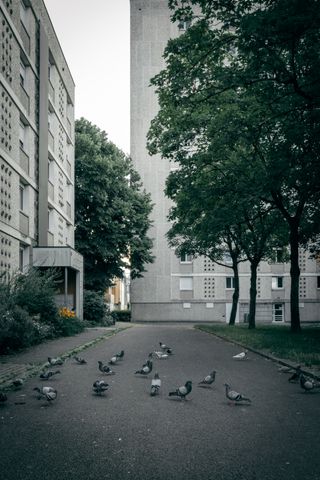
[20,1,29,28]
[272,276,284,289]
[19,245,24,272]
[19,243,29,272]
[19,122,25,150]
[223,252,232,264]
[273,303,284,322]
[226,277,235,289]
[272,248,286,263]
[19,184,24,210]
[317,276,320,289]
[180,277,193,291]
[180,253,192,263]
[178,19,191,31]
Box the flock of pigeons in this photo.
[0,342,319,407]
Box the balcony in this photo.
[49,80,55,104]
[20,21,30,56]
[19,84,30,115]
[67,118,72,138]
[66,201,71,219]
[48,231,54,246]
[48,130,54,152]
[19,147,29,175]
[66,159,72,178]
[48,180,54,201]
[19,211,29,236]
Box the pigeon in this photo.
[93,380,109,395]
[169,381,192,400]
[299,374,320,392]
[198,370,216,387]
[115,350,125,359]
[150,373,161,396]
[48,356,64,366]
[224,383,251,404]
[108,355,118,365]
[135,360,153,375]
[232,350,248,360]
[34,386,57,403]
[0,392,8,404]
[39,370,61,380]
[98,361,115,375]
[12,378,24,388]
[153,351,169,359]
[74,356,87,364]
[278,365,295,373]
[159,342,173,354]
[288,366,302,383]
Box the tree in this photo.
[148,0,320,332]
[75,118,154,291]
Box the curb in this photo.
[196,326,320,381]
[0,325,131,391]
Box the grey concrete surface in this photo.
[0,324,319,480]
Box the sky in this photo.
[44,0,130,154]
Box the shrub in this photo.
[83,290,114,325]
[54,313,85,337]
[0,306,37,353]
[111,310,131,322]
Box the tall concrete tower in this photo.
[130,0,320,323]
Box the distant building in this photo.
[130,0,320,323]
[0,0,83,317]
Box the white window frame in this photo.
[180,253,193,263]
[272,276,284,289]
[225,277,235,289]
[272,303,284,323]
[179,277,193,291]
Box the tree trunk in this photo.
[248,261,258,329]
[229,261,239,326]
[289,220,301,333]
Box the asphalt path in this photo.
[1,324,319,480]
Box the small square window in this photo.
[272,277,284,289]
[180,277,193,291]
[180,253,192,263]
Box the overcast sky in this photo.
[44,0,130,154]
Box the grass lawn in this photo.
[196,324,320,368]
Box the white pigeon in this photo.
[48,356,64,366]
[299,374,320,392]
[232,350,248,360]
[108,355,118,365]
[34,386,57,403]
[150,373,161,396]
[153,351,169,359]
[224,383,251,404]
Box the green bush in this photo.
[83,290,114,325]
[53,313,85,337]
[0,306,38,353]
[111,310,131,322]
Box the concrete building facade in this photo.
[130,0,320,323]
[0,0,83,317]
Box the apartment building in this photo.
[130,0,320,323]
[0,0,83,317]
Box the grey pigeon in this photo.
[98,361,115,375]
[159,342,173,354]
[169,380,192,400]
[74,356,87,364]
[115,350,124,359]
[93,380,109,395]
[299,374,320,392]
[39,370,61,380]
[150,373,161,396]
[224,383,251,404]
[135,360,153,376]
[48,356,64,366]
[288,365,302,382]
[198,370,216,387]
[232,350,248,360]
[34,386,57,403]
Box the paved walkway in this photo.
[0,323,131,389]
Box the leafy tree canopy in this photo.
[75,118,154,291]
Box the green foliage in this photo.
[83,290,114,325]
[53,314,85,337]
[147,0,320,332]
[75,118,154,292]
[197,324,320,367]
[111,310,131,322]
